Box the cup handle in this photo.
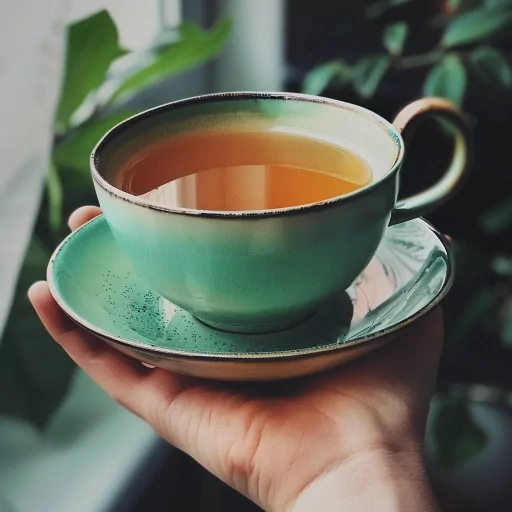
[389,97,472,226]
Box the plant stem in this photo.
[397,50,446,69]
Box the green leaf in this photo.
[53,112,136,218]
[423,54,467,106]
[447,286,499,346]
[447,0,484,11]
[449,0,463,8]
[470,46,512,90]
[353,55,390,99]
[110,18,232,103]
[46,163,63,233]
[429,398,487,470]
[501,298,512,346]
[302,61,352,96]
[0,236,76,428]
[479,197,512,234]
[443,241,496,349]
[53,111,136,174]
[503,317,512,346]
[492,256,512,276]
[442,6,512,47]
[486,0,512,7]
[383,22,409,56]
[56,10,126,129]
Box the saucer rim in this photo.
[47,215,453,363]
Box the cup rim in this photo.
[91,91,405,219]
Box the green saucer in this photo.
[48,216,452,381]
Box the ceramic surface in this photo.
[48,215,452,381]
[91,93,469,333]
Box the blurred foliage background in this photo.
[0,10,232,428]
[2,2,512,507]
[295,0,512,475]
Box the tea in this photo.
[117,130,372,211]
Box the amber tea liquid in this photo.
[117,130,372,211]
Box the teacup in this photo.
[91,93,470,333]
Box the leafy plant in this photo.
[55,10,126,130]
[427,396,487,470]
[303,0,512,470]
[303,0,512,107]
[0,10,231,428]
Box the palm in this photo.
[166,380,386,508]
[155,309,440,507]
[30,206,443,511]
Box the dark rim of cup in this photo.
[91,92,405,219]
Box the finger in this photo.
[332,308,444,397]
[28,281,156,414]
[29,280,197,434]
[379,308,444,381]
[382,308,444,388]
[68,206,102,231]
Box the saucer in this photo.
[48,216,452,381]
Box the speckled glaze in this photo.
[47,215,452,381]
[91,93,470,333]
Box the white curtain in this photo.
[0,0,169,339]
[0,0,68,339]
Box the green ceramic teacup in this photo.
[91,93,470,333]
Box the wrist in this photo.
[289,445,438,512]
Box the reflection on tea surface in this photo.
[118,130,372,211]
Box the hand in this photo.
[29,206,443,512]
